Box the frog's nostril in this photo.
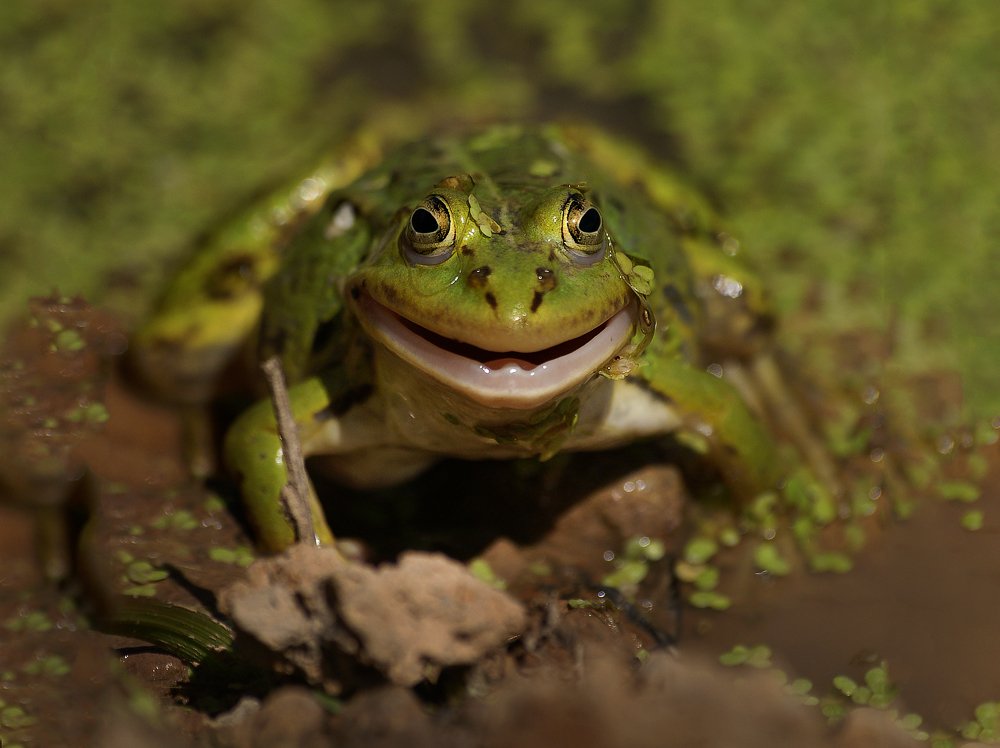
[467,265,492,289]
[535,266,557,291]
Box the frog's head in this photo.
[348,177,641,409]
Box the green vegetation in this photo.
[2,2,998,417]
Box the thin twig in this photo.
[260,356,317,546]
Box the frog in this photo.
[133,123,799,553]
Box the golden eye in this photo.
[562,195,606,256]
[405,195,454,253]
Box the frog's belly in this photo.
[314,380,680,489]
[379,377,683,460]
[305,363,682,488]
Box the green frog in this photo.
[134,123,792,552]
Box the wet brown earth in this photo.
[1,299,998,747]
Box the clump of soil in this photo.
[220,547,526,690]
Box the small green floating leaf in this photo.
[126,561,168,585]
[23,655,69,677]
[968,452,989,480]
[753,542,791,576]
[929,734,955,748]
[897,713,922,731]
[938,480,980,503]
[683,536,718,565]
[693,566,719,591]
[208,546,254,566]
[961,721,982,740]
[961,509,984,531]
[602,560,648,589]
[153,509,199,531]
[688,591,731,611]
[203,495,227,513]
[719,644,751,666]
[808,552,853,574]
[833,675,858,697]
[468,558,506,590]
[850,685,872,705]
[623,535,665,561]
[718,644,771,668]
[788,678,813,696]
[718,527,741,547]
[1,705,37,729]
[974,701,1000,729]
[4,611,52,633]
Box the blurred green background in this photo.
[2,1,997,418]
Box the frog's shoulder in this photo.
[131,125,406,401]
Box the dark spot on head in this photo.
[535,267,557,292]
[548,247,556,263]
[530,291,544,313]
[485,292,498,309]
[349,285,361,300]
[461,245,473,256]
[467,265,492,289]
[380,284,400,306]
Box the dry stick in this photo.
[260,356,317,546]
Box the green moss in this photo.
[2,3,999,418]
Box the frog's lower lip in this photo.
[355,294,634,409]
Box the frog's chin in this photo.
[355,294,635,410]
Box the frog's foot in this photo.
[356,293,635,409]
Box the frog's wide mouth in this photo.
[354,293,635,409]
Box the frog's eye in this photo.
[401,195,455,264]
[562,195,607,263]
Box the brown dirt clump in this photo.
[220,546,526,690]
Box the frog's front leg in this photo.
[223,376,337,551]
[638,356,779,500]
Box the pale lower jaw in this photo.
[354,294,635,410]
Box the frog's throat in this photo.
[355,294,635,410]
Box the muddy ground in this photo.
[1,298,999,748]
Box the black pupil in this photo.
[578,207,602,234]
[411,207,439,235]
